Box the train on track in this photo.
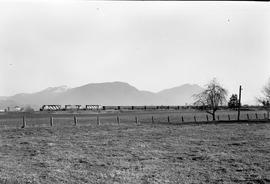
[39,105,186,111]
[39,105,261,112]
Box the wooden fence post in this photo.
[247,114,249,120]
[228,114,230,121]
[182,116,184,122]
[21,116,26,128]
[151,116,154,123]
[74,116,77,126]
[255,113,258,120]
[50,116,53,127]
[194,116,196,122]
[167,116,170,123]
[135,116,139,124]
[117,116,120,124]
[217,115,219,121]
[97,115,100,125]
[206,115,209,122]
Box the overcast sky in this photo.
[0,1,269,104]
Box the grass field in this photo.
[0,111,270,183]
[0,109,268,129]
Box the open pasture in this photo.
[0,110,269,183]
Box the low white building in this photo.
[7,106,22,112]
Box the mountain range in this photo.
[0,82,204,110]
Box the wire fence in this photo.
[0,110,269,129]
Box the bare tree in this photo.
[193,78,228,120]
[257,78,270,119]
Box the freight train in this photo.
[39,105,186,111]
[40,105,103,111]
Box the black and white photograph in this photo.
[0,0,269,183]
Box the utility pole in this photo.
[237,85,242,121]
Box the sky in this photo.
[0,1,269,104]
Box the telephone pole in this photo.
[237,85,242,121]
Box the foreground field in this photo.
[0,121,269,184]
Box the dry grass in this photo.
[0,119,269,184]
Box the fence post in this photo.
[152,116,154,123]
[117,115,120,124]
[255,113,258,120]
[97,115,100,125]
[135,116,139,124]
[228,114,230,121]
[217,115,219,121]
[21,116,26,128]
[117,116,119,124]
[182,116,184,122]
[264,113,266,119]
[194,116,196,122]
[206,115,209,122]
[50,116,53,127]
[74,116,77,126]
[167,116,170,123]
[247,114,249,120]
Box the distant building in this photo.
[14,106,22,111]
[6,106,22,112]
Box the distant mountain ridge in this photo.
[41,85,69,93]
[157,84,204,105]
[0,82,204,110]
